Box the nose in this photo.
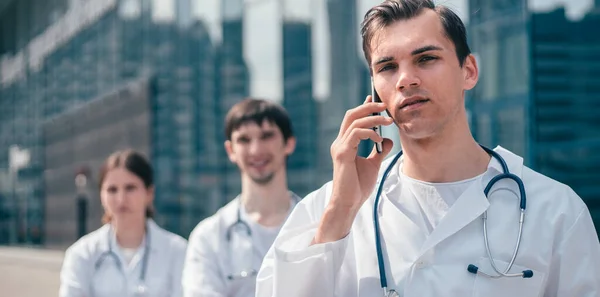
[248,139,263,155]
[395,65,421,90]
[115,189,127,205]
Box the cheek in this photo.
[234,148,249,160]
[101,195,115,210]
[133,192,149,207]
[274,143,290,158]
[375,76,397,103]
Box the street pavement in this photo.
[0,246,65,297]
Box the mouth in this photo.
[248,159,271,170]
[399,96,430,110]
[117,207,131,213]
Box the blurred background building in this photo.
[468,0,600,226]
[0,0,598,247]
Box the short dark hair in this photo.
[98,149,155,224]
[360,0,471,67]
[224,98,294,142]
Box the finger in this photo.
[343,128,383,151]
[345,115,393,134]
[364,95,371,104]
[338,103,388,138]
[367,138,394,163]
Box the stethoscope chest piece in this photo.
[386,289,400,297]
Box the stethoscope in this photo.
[224,192,301,280]
[94,224,150,295]
[373,145,533,297]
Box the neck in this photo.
[112,218,146,249]
[241,170,292,227]
[399,115,491,183]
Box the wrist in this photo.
[312,202,359,244]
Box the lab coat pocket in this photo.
[472,257,545,297]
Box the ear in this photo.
[99,191,111,216]
[146,186,155,204]
[284,136,297,156]
[100,192,108,212]
[224,140,237,164]
[462,54,479,91]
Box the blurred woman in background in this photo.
[59,149,188,297]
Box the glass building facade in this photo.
[1,0,598,246]
[0,0,382,246]
[468,0,600,235]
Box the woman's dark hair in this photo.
[360,0,471,67]
[98,149,155,224]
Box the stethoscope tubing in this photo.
[373,145,532,294]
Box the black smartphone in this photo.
[371,78,383,154]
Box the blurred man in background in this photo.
[182,98,301,297]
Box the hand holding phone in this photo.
[371,79,383,154]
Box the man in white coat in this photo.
[182,98,301,297]
[255,0,600,296]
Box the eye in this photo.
[125,184,137,192]
[261,132,275,140]
[418,55,438,64]
[377,64,396,73]
[106,186,117,194]
[237,136,250,144]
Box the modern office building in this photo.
[2,0,596,247]
[0,0,224,244]
[42,77,153,246]
[0,0,333,246]
[281,17,319,197]
[317,0,373,183]
[468,0,600,233]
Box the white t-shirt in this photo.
[120,247,138,264]
[240,198,297,261]
[387,163,484,235]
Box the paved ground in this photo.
[0,246,65,297]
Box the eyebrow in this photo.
[411,45,443,55]
[374,56,394,66]
[373,45,444,66]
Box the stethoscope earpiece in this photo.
[468,264,534,278]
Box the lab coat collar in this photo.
[373,145,524,192]
[105,219,160,269]
[488,145,524,177]
[418,176,490,255]
[146,219,162,253]
[373,146,525,257]
[418,146,524,256]
[107,219,161,251]
[221,191,303,227]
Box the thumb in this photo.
[367,138,394,164]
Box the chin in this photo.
[398,121,439,140]
[251,172,276,185]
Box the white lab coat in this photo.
[59,219,188,297]
[256,146,600,297]
[182,194,299,297]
